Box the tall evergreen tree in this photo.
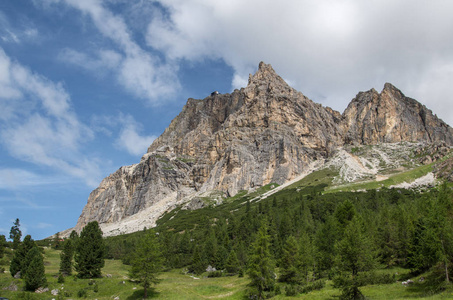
[129,230,163,298]
[9,218,21,250]
[24,246,47,291]
[190,244,206,275]
[60,239,74,275]
[225,249,240,275]
[10,235,35,278]
[247,221,276,299]
[279,235,300,283]
[335,216,376,299]
[0,235,6,259]
[299,231,314,283]
[74,221,105,278]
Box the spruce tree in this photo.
[190,245,206,275]
[225,249,240,275]
[299,231,314,283]
[24,246,47,291]
[279,235,299,283]
[9,218,21,250]
[247,221,275,299]
[129,230,163,298]
[10,235,35,278]
[74,221,105,278]
[0,235,6,259]
[60,239,74,275]
[335,216,375,299]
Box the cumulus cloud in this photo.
[47,0,180,104]
[147,0,453,125]
[0,48,101,187]
[115,114,157,156]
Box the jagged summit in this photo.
[247,61,288,88]
[343,82,453,145]
[71,62,453,237]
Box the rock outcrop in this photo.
[342,83,453,145]
[73,62,453,236]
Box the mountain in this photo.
[71,62,453,236]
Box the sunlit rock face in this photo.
[73,62,453,236]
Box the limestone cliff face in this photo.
[342,83,453,145]
[73,62,453,236]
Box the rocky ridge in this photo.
[72,62,453,236]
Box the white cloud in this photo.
[115,114,157,156]
[36,222,53,229]
[48,0,180,104]
[147,0,453,126]
[0,168,69,190]
[58,48,122,75]
[0,48,101,187]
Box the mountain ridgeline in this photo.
[73,62,453,236]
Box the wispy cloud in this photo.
[0,48,102,187]
[46,0,180,104]
[0,11,39,44]
[115,114,157,156]
[36,222,53,229]
[0,168,69,190]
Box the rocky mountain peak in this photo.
[247,62,288,87]
[342,83,453,145]
[71,62,453,237]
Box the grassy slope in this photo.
[2,249,453,299]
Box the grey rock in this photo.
[71,62,453,237]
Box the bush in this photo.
[57,273,65,283]
[356,272,395,285]
[207,270,222,278]
[300,280,326,294]
[285,284,298,296]
[238,268,244,277]
[77,288,87,298]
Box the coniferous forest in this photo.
[101,183,453,299]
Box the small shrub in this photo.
[57,273,65,283]
[0,266,5,273]
[77,288,87,298]
[301,280,326,294]
[63,290,72,297]
[93,283,99,293]
[207,270,222,278]
[285,284,298,296]
[238,268,244,277]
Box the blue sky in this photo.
[1,0,452,240]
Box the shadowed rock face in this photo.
[73,62,453,236]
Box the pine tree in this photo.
[190,245,206,275]
[299,231,314,283]
[24,246,47,291]
[74,221,105,278]
[9,218,21,250]
[247,221,275,299]
[0,235,6,259]
[225,250,240,275]
[10,235,35,278]
[129,230,163,298]
[279,235,299,283]
[335,216,376,299]
[60,239,74,275]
